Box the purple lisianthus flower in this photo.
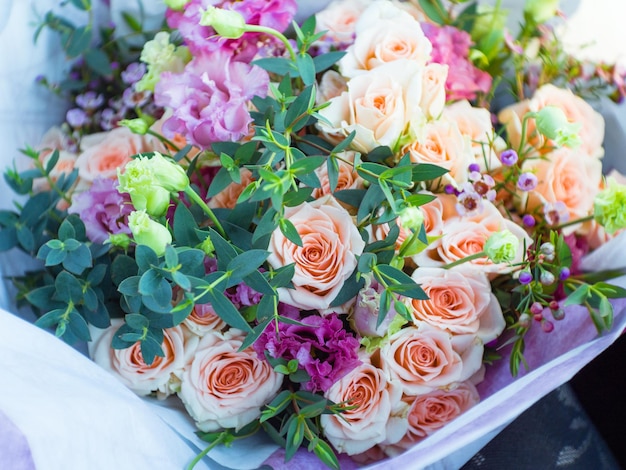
[68,178,133,243]
[66,108,89,128]
[121,62,147,85]
[76,91,105,110]
[254,312,361,393]
[155,50,269,148]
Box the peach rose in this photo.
[311,151,364,201]
[318,59,425,153]
[402,119,473,188]
[391,381,480,452]
[415,200,532,274]
[178,330,282,432]
[89,320,196,398]
[317,70,348,104]
[379,324,483,396]
[339,1,431,78]
[420,63,448,120]
[75,126,157,183]
[32,150,78,194]
[267,195,365,311]
[443,100,505,169]
[320,357,409,455]
[315,0,374,45]
[410,267,505,342]
[208,168,254,209]
[183,302,227,337]
[517,146,603,234]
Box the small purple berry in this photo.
[559,267,571,281]
[517,172,538,191]
[541,320,554,333]
[530,302,543,315]
[552,309,565,321]
[519,270,533,285]
[522,214,536,227]
[500,149,519,166]
[444,184,457,195]
[468,163,481,173]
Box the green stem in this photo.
[245,25,296,61]
[183,186,226,237]
[186,434,227,470]
[443,251,488,270]
[553,214,594,231]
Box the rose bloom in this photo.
[89,320,196,398]
[208,168,255,209]
[378,323,483,396]
[178,330,282,432]
[183,302,227,337]
[318,59,425,153]
[320,357,409,455]
[402,119,473,188]
[443,100,505,169]
[415,200,532,274]
[388,381,480,453]
[517,146,603,234]
[338,1,432,78]
[317,70,348,104]
[315,0,373,46]
[420,63,448,120]
[74,126,156,184]
[311,151,364,202]
[267,195,365,311]
[410,267,505,342]
[498,84,605,159]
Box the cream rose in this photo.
[517,146,603,234]
[379,324,483,396]
[75,126,157,183]
[317,70,348,104]
[420,63,448,120]
[268,195,365,311]
[402,119,473,188]
[89,320,195,398]
[320,357,409,455]
[339,1,431,77]
[318,59,425,153]
[315,0,374,45]
[178,330,282,432]
[391,381,480,451]
[183,302,227,337]
[410,267,505,342]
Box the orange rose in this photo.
[267,195,365,311]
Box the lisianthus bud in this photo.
[146,152,189,193]
[136,32,190,92]
[120,117,150,135]
[200,6,246,39]
[164,0,190,10]
[398,206,424,232]
[128,210,172,256]
[524,0,559,24]
[118,158,172,217]
[533,106,582,148]
[107,233,131,250]
[484,230,518,264]
[593,178,626,234]
[472,4,507,41]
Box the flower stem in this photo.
[553,214,594,230]
[245,25,296,61]
[185,433,227,470]
[443,251,487,269]
[183,186,226,237]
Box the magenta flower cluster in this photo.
[68,178,133,243]
[166,0,297,61]
[254,312,361,393]
[422,23,492,101]
[155,51,270,148]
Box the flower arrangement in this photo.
[2,0,626,468]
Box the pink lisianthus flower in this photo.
[254,312,361,393]
[68,178,133,243]
[155,50,269,148]
[422,23,491,101]
[166,0,297,60]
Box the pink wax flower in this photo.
[254,312,361,393]
[68,178,133,244]
[422,23,492,102]
[154,50,269,149]
[166,0,297,61]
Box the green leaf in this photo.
[375,264,428,300]
[279,218,303,247]
[252,57,296,76]
[312,440,340,470]
[296,53,316,86]
[126,313,149,330]
[135,245,159,273]
[140,335,164,366]
[240,316,273,351]
[55,271,84,304]
[313,51,346,73]
[227,250,269,285]
[593,282,626,299]
[173,202,202,246]
[285,417,305,461]
[205,289,252,332]
[418,0,448,24]
[45,248,67,266]
[35,309,65,329]
[63,25,92,57]
[411,163,449,182]
[63,244,93,274]
[84,48,113,76]
[68,309,91,342]
[330,269,364,307]
[121,11,142,32]
[564,284,591,306]
[285,85,315,131]
[69,0,91,11]
[118,276,141,296]
[269,264,295,289]
[298,399,328,419]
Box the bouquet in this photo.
[2,0,626,468]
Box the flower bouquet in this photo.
[2,0,626,468]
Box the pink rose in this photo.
[267,195,365,311]
[517,146,603,234]
[318,59,425,153]
[410,267,505,342]
[379,324,483,395]
[178,330,282,432]
[320,358,409,455]
[89,320,196,398]
[208,168,255,210]
[402,119,473,188]
[420,63,448,120]
[75,127,157,183]
[391,382,480,452]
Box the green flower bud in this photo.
[398,206,424,232]
[118,157,172,217]
[472,4,507,42]
[106,233,131,250]
[534,106,582,148]
[199,6,246,39]
[163,0,190,11]
[484,230,518,264]
[199,236,215,256]
[148,152,190,192]
[120,118,150,135]
[594,178,626,234]
[128,210,172,256]
[524,0,559,24]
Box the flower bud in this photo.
[200,236,215,256]
[120,118,150,135]
[593,178,626,234]
[539,270,555,286]
[107,233,131,250]
[519,270,533,285]
[200,6,246,39]
[398,206,424,232]
[128,210,172,256]
[539,242,555,261]
[484,230,518,264]
[534,106,582,148]
[518,313,532,328]
[541,320,555,333]
[118,160,172,217]
[524,0,559,24]
[146,152,189,193]
[164,0,190,10]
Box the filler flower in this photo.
[594,178,626,234]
